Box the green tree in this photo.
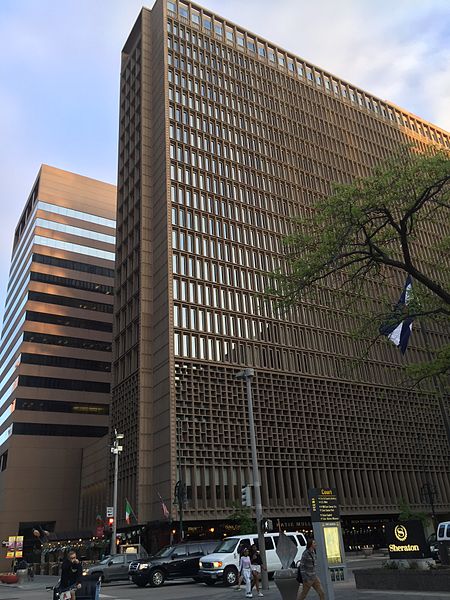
[229,502,255,534]
[398,498,430,527]
[270,145,450,383]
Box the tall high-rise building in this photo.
[0,165,116,562]
[113,0,450,546]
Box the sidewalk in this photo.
[223,581,450,600]
[216,576,450,600]
[0,574,449,600]
[0,574,58,591]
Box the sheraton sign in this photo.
[386,520,430,559]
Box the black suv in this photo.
[129,540,219,587]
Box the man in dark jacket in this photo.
[296,539,325,599]
[60,551,82,599]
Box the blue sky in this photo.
[0,0,449,315]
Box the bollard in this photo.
[16,568,28,585]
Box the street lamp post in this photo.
[110,430,124,555]
[235,368,269,591]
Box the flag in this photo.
[157,492,170,519]
[125,499,133,524]
[380,275,414,354]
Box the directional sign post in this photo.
[308,488,347,599]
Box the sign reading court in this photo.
[386,520,430,559]
[308,488,340,523]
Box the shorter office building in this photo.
[0,165,116,567]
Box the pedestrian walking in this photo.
[296,539,325,600]
[235,542,248,591]
[250,544,264,597]
[239,547,253,598]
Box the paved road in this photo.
[1,559,449,600]
[1,579,449,600]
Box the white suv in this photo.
[198,531,306,586]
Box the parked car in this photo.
[436,521,450,562]
[198,531,307,586]
[83,553,144,582]
[437,521,450,543]
[128,540,219,587]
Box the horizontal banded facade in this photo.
[0,165,116,562]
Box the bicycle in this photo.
[48,577,100,600]
[48,582,79,600]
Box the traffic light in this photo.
[107,517,114,528]
[241,484,251,507]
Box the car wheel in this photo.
[223,566,239,586]
[205,580,216,586]
[149,569,165,587]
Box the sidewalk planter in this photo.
[355,568,450,592]
[0,573,18,584]
[273,568,298,600]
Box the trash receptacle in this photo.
[274,568,299,600]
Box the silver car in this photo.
[83,554,140,582]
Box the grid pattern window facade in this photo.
[113,0,450,526]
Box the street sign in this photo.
[308,488,340,522]
[106,506,114,518]
[308,487,346,600]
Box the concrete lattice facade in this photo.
[0,165,116,562]
[112,0,450,534]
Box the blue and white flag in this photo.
[380,275,414,354]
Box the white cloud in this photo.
[205,0,450,129]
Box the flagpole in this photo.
[125,498,138,524]
[420,321,450,450]
[130,504,138,522]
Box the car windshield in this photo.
[214,539,239,553]
[99,557,112,564]
[152,545,175,558]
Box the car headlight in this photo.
[199,561,202,568]
[212,561,222,568]
[138,563,149,570]
[82,570,89,576]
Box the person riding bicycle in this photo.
[60,551,82,599]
